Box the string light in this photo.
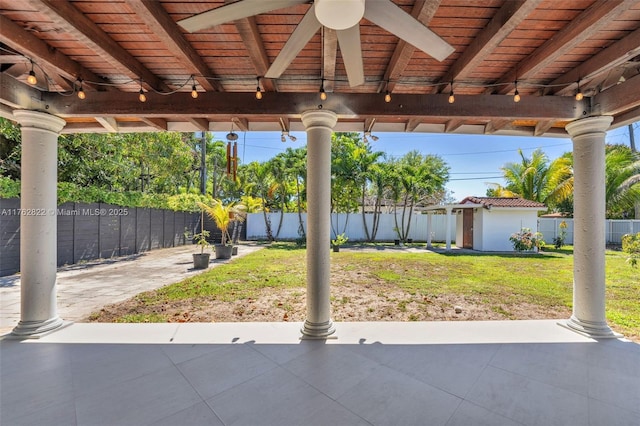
[319,79,327,101]
[513,80,521,103]
[575,80,583,101]
[77,79,86,100]
[448,81,455,104]
[384,91,391,103]
[27,61,37,85]
[138,79,146,102]
[255,77,262,100]
[191,76,198,98]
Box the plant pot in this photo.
[192,253,210,269]
[332,244,339,252]
[232,246,238,256]
[215,244,233,259]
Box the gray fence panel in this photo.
[136,208,151,252]
[56,202,75,266]
[149,209,163,250]
[163,210,174,248]
[99,203,121,259]
[120,208,136,255]
[0,198,20,276]
[174,211,186,246]
[73,202,100,262]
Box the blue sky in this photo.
[230,123,637,201]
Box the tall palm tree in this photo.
[605,144,640,218]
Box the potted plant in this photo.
[191,229,211,268]
[199,199,246,259]
[331,233,348,252]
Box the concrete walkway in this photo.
[0,243,264,334]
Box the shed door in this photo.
[462,209,473,249]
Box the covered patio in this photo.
[1,1,640,424]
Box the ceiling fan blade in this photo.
[364,0,455,62]
[265,6,322,79]
[178,0,308,33]
[336,25,365,87]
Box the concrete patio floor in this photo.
[1,320,639,426]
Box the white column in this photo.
[564,116,619,338]
[426,212,433,249]
[11,110,67,337]
[301,110,337,338]
[445,206,453,251]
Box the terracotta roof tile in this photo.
[460,196,546,209]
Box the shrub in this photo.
[622,232,640,267]
[509,228,545,252]
[0,177,20,198]
[553,220,568,249]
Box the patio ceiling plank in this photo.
[29,0,170,92]
[490,0,633,95]
[122,0,221,92]
[322,28,338,93]
[0,15,110,92]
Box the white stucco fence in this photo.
[246,213,639,245]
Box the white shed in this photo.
[454,196,547,251]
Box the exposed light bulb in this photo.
[281,134,286,143]
[289,135,297,142]
[27,70,37,85]
[448,92,455,104]
[77,87,86,100]
[320,88,327,101]
[139,89,146,103]
[191,84,198,98]
[384,91,391,103]
[575,91,583,101]
[514,91,521,103]
[255,86,262,100]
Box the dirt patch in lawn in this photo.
[86,263,572,324]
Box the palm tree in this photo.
[500,148,573,209]
[605,144,640,218]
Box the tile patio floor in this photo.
[1,320,639,426]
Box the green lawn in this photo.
[95,243,639,341]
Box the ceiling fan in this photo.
[178,0,455,88]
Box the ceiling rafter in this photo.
[95,117,119,132]
[189,118,210,131]
[405,118,422,132]
[322,28,338,93]
[489,0,633,95]
[140,117,168,131]
[444,119,465,133]
[547,27,640,96]
[29,0,169,92]
[484,119,512,134]
[0,15,109,92]
[123,0,220,92]
[437,0,542,94]
[534,120,555,136]
[380,0,441,94]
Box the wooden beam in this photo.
[405,118,422,132]
[593,73,640,117]
[437,0,541,93]
[229,2,277,93]
[31,0,169,92]
[189,118,210,131]
[0,15,109,92]
[534,120,555,136]
[323,29,338,93]
[124,0,220,92]
[381,0,441,93]
[444,119,465,133]
[490,0,632,95]
[0,73,46,110]
[95,117,119,132]
[611,106,640,129]
[140,117,168,130]
[549,27,640,96]
[42,92,585,122]
[232,117,250,132]
[484,119,511,134]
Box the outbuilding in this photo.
[425,197,547,252]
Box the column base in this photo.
[9,317,71,339]
[300,319,337,339]
[559,316,622,339]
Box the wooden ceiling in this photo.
[1,0,640,136]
